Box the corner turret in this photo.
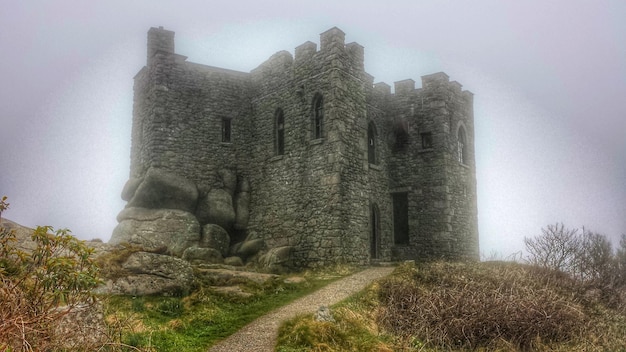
[147,26,175,65]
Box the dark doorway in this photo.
[392,192,409,245]
[370,203,380,259]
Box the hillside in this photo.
[276,261,626,351]
[0,218,38,252]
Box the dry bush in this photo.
[377,262,588,351]
[525,224,626,312]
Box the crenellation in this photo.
[320,26,346,51]
[394,79,416,95]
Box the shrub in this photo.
[376,262,587,350]
[525,223,626,309]
[0,196,103,351]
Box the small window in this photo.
[275,108,285,155]
[457,127,467,164]
[222,118,232,143]
[421,132,433,149]
[368,122,377,164]
[312,94,324,139]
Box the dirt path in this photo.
[208,266,395,352]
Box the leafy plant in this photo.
[0,196,103,351]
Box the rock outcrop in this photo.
[99,251,194,296]
[127,167,199,213]
[110,207,200,257]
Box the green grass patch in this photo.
[103,266,356,352]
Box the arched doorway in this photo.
[370,203,380,260]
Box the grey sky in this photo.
[1,0,624,257]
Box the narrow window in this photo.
[457,127,467,164]
[275,108,285,155]
[313,94,324,139]
[392,192,409,245]
[421,132,433,149]
[222,118,232,143]
[368,122,377,164]
[370,203,380,259]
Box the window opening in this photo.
[368,122,377,164]
[313,95,324,139]
[457,127,467,164]
[370,203,380,259]
[222,118,232,143]
[275,109,285,155]
[392,192,409,245]
[421,132,433,149]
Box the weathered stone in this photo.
[235,238,265,259]
[315,305,335,322]
[110,208,200,256]
[259,246,293,268]
[53,302,107,349]
[121,176,143,201]
[224,256,244,266]
[237,177,250,193]
[201,224,230,256]
[182,246,223,265]
[195,267,277,285]
[100,251,195,295]
[217,168,237,196]
[233,191,250,230]
[195,188,211,225]
[204,188,236,229]
[128,167,198,213]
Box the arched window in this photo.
[457,126,467,164]
[368,122,377,164]
[312,94,324,139]
[275,108,285,155]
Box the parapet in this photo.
[251,50,293,78]
[295,41,317,62]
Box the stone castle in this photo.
[112,26,479,268]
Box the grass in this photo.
[276,261,626,352]
[102,264,356,351]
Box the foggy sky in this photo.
[1,0,624,258]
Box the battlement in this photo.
[374,82,392,95]
[295,41,317,62]
[320,26,345,51]
[293,27,364,71]
[394,79,416,95]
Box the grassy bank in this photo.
[276,261,626,352]
[102,265,355,351]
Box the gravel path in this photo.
[208,266,395,352]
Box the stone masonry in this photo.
[113,26,479,268]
